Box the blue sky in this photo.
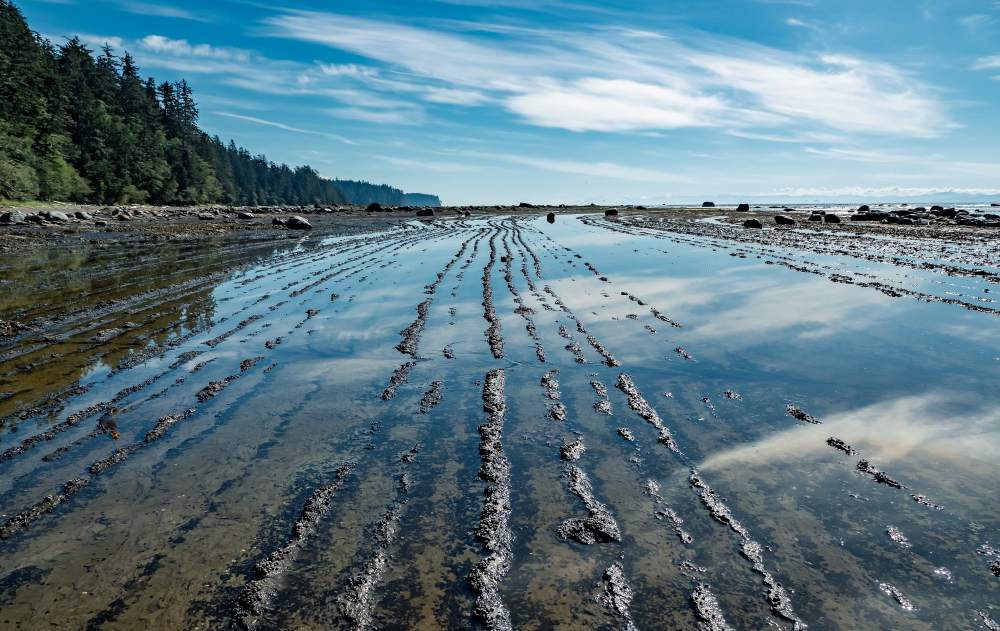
[21,0,1000,205]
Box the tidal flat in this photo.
[1,207,999,630]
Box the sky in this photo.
[19,0,1000,205]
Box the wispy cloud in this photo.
[214,112,356,144]
[751,186,1000,197]
[477,152,693,182]
[375,155,477,172]
[326,107,423,125]
[119,2,209,22]
[958,14,995,28]
[785,18,819,30]
[263,11,954,138]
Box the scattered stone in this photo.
[743,218,763,229]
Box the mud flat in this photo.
[1,208,1000,630]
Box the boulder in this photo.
[824,214,841,223]
[287,215,312,229]
[48,210,70,222]
[0,210,27,224]
[519,202,534,208]
[464,211,471,216]
[74,211,92,220]
[197,213,214,220]
[743,218,763,228]
[736,203,750,211]
[774,215,795,225]
[237,212,254,219]
[94,220,107,227]
[272,217,287,226]
[116,213,131,221]
[702,201,715,207]
[366,203,382,212]
[899,217,914,225]
[416,209,434,217]
[930,205,944,211]
[857,205,870,213]
[546,212,555,223]
[604,209,618,216]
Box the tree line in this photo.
[0,1,439,207]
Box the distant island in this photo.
[0,0,439,207]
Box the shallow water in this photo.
[1,214,999,630]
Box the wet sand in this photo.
[1,206,999,630]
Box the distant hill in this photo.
[332,180,441,206]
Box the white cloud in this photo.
[264,11,954,138]
[753,186,1000,197]
[958,14,995,28]
[375,155,478,172]
[326,107,423,125]
[139,35,251,62]
[320,63,380,78]
[973,55,1000,69]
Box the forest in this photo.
[0,1,439,207]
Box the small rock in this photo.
[237,212,254,219]
[736,203,749,211]
[546,212,555,223]
[416,209,434,216]
[366,202,382,212]
[74,211,92,220]
[604,209,618,216]
[702,201,715,207]
[774,215,795,225]
[94,220,107,227]
[287,216,312,230]
[857,204,870,212]
[272,217,287,226]
[197,213,214,220]
[824,214,841,223]
[743,218,763,228]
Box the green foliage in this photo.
[0,0,347,206]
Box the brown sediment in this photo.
[564,341,588,363]
[240,356,265,372]
[689,469,806,629]
[560,438,585,461]
[337,503,403,630]
[481,232,505,359]
[395,300,431,357]
[787,405,819,424]
[381,362,416,401]
[615,374,678,452]
[547,402,567,421]
[168,349,205,369]
[827,437,858,455]
[586,334,621,367]
[911,494,943,510]
[856,459,905,489]
[556,464,621,544]
[231,462,356,629]
[417,381,443,414]
[691,583,735,631]
[878,583,917,610]
[204,314,264,348]
[886,526,910,547]
[468,368,514,631]
[196,374,241,403]
[645,479,692,543]
[601,563,638,631]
